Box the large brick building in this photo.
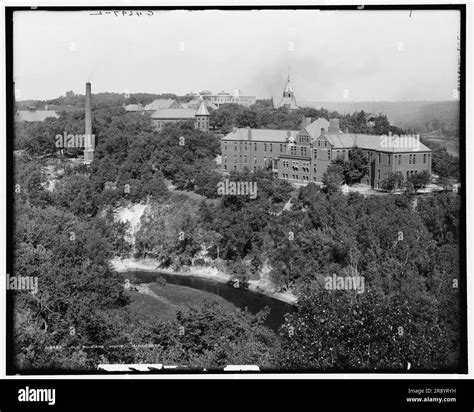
[221,117,432,189]
[151,101,210,132]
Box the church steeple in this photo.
[283,72,294,98]
[276,68,299,111]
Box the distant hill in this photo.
[299,100,460,139]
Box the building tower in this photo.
[276,71,299,111]
[195,101,210,132]
[84,82,95,163]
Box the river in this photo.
[126,271,295,332]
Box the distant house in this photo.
[124,103,143,112]
[182,99,218,111]
[143,99,181,111]
[151,101,210,132]
[16,106,59,122]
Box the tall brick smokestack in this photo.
[84,82,95,163]
[85,82,92,137]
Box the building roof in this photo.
[283,74,294,95]
[276,73,298,110]
[303,118,330,140]
[320,132,431,153]
[151,108,197,120]
[222,128,299,142]
[196,101,210,116]
[16,110,59,122]
[143,99,180,111]
[125,104,142,111]
[276,96,299,110]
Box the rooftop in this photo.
[321,132,431,152]
[151,108,197,119]
[16,110,59,122]
[222,128,299,142]
[143,99,180,111]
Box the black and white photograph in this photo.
[4,1,468,392]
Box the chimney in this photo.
[247,127,252,140]
[302,117,311,128]
[321,128,325,135]
[328,118,340,133]
[232,126,237,133]
[84,82,95,163]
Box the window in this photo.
[318,140,321,147]
[264,143,267,152]
[300,147,304,156]
[234,155,237,163]
[254,142,257,151]
[378,153,381,163]
[412,154,416,164]
[234,143,237,151]
[224,165,227,170]
[224,155,227,163]
[254,156,257,164]
[388,155,391,165]
[264,156,267,165]
[280,144,283,152]
[314,149,318,159]
[377,169,380,180]
[406,171,409,179]
[424,154,427,163]
[224,143,227,151]
[398,155,401,165]
[270,144,273,152]
[324,140,327,147]
[244,142,247,151]
[328,150,331,160]
[409,154,412,165]
[244,155,247,163]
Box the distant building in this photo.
[15,106,59,122]
[182,99,218,111]
[151,101,209,132]
[124,103,143,112]
[221,117,432,189]
[207,90,256,108]
[275,74,299,111]
[142,99,181,111]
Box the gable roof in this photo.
[144,99,180,111]
[320,132,431,153]
[151,108,196,119]
[276,95,298,110]
[125,104,142,111]
[302,118,330,140]
[222,128,299,143]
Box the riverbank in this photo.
[111,257,298,305]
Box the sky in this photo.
[13,9,460,102]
